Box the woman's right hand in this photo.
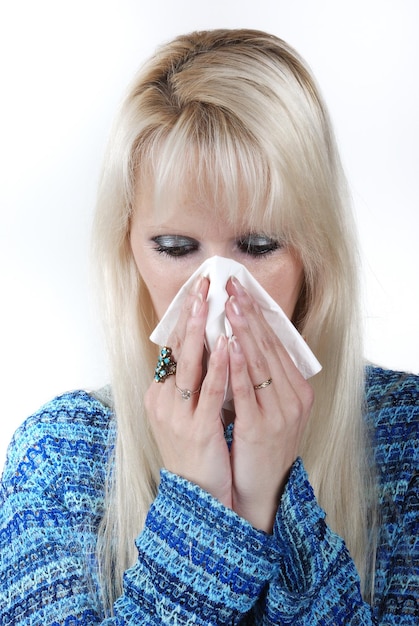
[144,276,233,508]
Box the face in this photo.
[130,177,304,322]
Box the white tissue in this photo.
[150,256,321,400]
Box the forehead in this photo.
[131,125,282,230]
[133,166,261,234]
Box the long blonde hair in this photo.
[92,29,376,613]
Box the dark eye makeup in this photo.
[151,233,281,258]
[237,234,281,256]
[152,235,199,257]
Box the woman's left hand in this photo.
[225,277,314,533]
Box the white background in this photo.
[0,0,418,470]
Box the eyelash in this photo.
[237,235,281,257]
[152,236,199,257]
[152,234,281,258]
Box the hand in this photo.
[225,277,314,533]
[145,276,233,508]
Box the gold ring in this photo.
[253,377,272,390]
[175,383,201,400]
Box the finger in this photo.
[166,275,209,358]
[227,336,259,427]
[225,291,274,393]
[196,335,229,424]
[152,277,209,404]
[173,291,209,401]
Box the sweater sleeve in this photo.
[254,458,376,624]
[0,392,111,625]
[110,469,280,624]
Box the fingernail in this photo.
[231,276,245,295]
[192,275,203,294]
[215,334,227,350]
[229,295,242,316]
[230,336,242,353]
[191,293,203,316]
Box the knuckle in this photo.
[178,357,196,380]
[232,379,253,398]
[292,397,305,420]
[232,314,251,333]
[278,392,304,424]
[259,333,273,352]
[201,377,224,398]
[208,344,228,370]
[299,379,315,409]
[253,353,268,373]
[286,386,313,423]
[185,312,203,334]
[240,292,255,313]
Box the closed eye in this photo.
[152,235,199,257]
[237,234,281,256]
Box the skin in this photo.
[130,178,314,533]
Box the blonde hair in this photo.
[92,29,376,613]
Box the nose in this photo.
[204,242,234,260]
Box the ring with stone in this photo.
[175,383,201,400]
[154,346,177,382]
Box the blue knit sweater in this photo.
[0,366,418,624]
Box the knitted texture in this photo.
[0,366,418,624]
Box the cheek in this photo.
[142,277,168,320]
[131,248,189,321]
[259,261,304,319]
[139,266,182,321]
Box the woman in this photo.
[1,29,417,625]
